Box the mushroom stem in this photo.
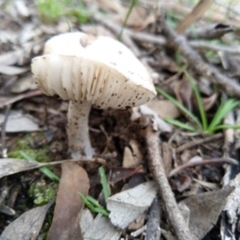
[67,100,94,159]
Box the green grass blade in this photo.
[93,207,110,217]
[156,86,202,129]
[164,118,197,132]
[209,124,240,133]
[98,167,110,200]
[185,71,208,131]
[79,193,110,217]
[86,196,102,208]
[79,193,96,212]
[208,99,240,131]
[19,151,60,182]
[118,0,137,40]
[38,167,60,182]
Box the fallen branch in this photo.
[145,126,197,240]
[176,132,223,153]
[168,157,238,177]
[159,14,240,98]
[94,15,240,55]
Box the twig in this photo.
[0,90,42,108]
[168,157,238,177]
[185,24,233,39]
[94,15,240,55]
[145,198,161,240]
[159,14,240,98]
[176,0,214,34]
[145,126,197,240]
[176,132,223,153]
[1,105,11,158]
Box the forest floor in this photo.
[1,0,240,239]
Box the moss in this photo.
[8,137,51,163]
[29,180,58,206]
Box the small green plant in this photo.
[36,0,90,23]
[20,151,60,182]
[29,180,58,205]
[98,166,111,199]
[156,71,240,134]
[9,139,59,181]
[118,0,137,40]
[79,193,110,217]
[79,166,110,217]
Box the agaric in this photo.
[31,32,156,159]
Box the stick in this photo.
[159,14,240,98]
[145,126,197,240]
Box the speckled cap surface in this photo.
[31,32,156,109]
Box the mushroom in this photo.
[31,32,156,159]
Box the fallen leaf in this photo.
[0,158,97,179]
[145,198,161,240]
[120,6,155,30]
[10,74,37,93]
[0,65,28,75]
[15,0,30,18]
[202,92,218,111]
[82,211,121,240]
[221,173,240,236]
[0,50,23,66]
[147,99,181,119]
[176,0,214,34]
[122,139,142,168]
[0,200,53,239]
[174,78,193,112]
[179,186,234,239]
[0,158,41,178]
[0,111,41,132]
[107,181,157,229]
[109,165,146,184]
[47,163,89,240]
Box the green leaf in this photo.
[98,167,110,200]
[209,124,240,132]
[19,151,60,182]
[208,99,240,132]
[93,207,110,217]
[118,0,137,40]
[164,118,197,132]
[156,86,202,129]
[79,193,96,212]
[185,71,208,131]
[79,193,110,217]
[86,196,102,208]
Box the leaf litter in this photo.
[1,0,240,239]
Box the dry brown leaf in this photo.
[47,163,89,240]
[113,6,155,31]
[202,92,217,111]
[176,0,214,34]
[123,140,142,168]
[179,186,234,239]
[97,0,124,13]
[174,79,193,112]
[109,165,146,184]
[147,99,180,119]
[0,200,53,239]
[123,6,155,30]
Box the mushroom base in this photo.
[67,100,94,159]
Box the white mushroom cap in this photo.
[32,32,156,109]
